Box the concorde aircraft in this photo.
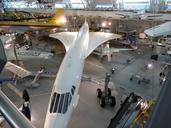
[44,21,122,128]
[0,21,128,128]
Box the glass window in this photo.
[123,0,150,10]
[62,93,70,113]
[49,92,72,114]
[68,93,72,105]
[58,94,65,113]
[49,92,57,113]
[70,0,86,9]
[55,3,65,8]
[71,85,76,95]
[53,94,60,113]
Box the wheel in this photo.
[96,88,102,98]
[109,96,116,107]
[130,75,134,81]
[100,96,106,108]
[108,88,111,97]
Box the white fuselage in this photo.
[44,22,89,128]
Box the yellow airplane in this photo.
[0,9,66,27]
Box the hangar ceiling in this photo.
[1,0,171,12]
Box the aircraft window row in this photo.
[50,92,72,114]
[71,85,76,95]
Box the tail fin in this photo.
[0,39,7,73]
[49,9,66,25]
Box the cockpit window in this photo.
[49,92,72,114]
[53,94,60,113]
[63,93,70,113]
[71,86,76,95]
[58,94,64,113]
[50,92,57,113]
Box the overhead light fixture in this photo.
[55,15,67,25]
[148,63,152,69]
[60,16,67,24]
[102,22,106,27]
[108,22,111,26]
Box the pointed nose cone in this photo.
[83,20,89,30]
[84,19,88,26]
[78,20,89,36]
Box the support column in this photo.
[106,42,112,62]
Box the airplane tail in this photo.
[48,9,66,25]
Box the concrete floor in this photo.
[1,42,165,128]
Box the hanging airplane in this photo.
[0,9,66,27]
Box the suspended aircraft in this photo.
[0,9,66,27]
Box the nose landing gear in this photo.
[96,73,116,108]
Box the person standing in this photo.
[22,89,31,120]
[152,44,154,51]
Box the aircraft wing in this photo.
[50,32,121,57]
[49,32,78,52]
[86,32,121,57]
[4,62,32,78]
[144,21,171,37]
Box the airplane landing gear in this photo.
[96,73,116,108]
[97,88,116,108]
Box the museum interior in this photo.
[0,0,171,128]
